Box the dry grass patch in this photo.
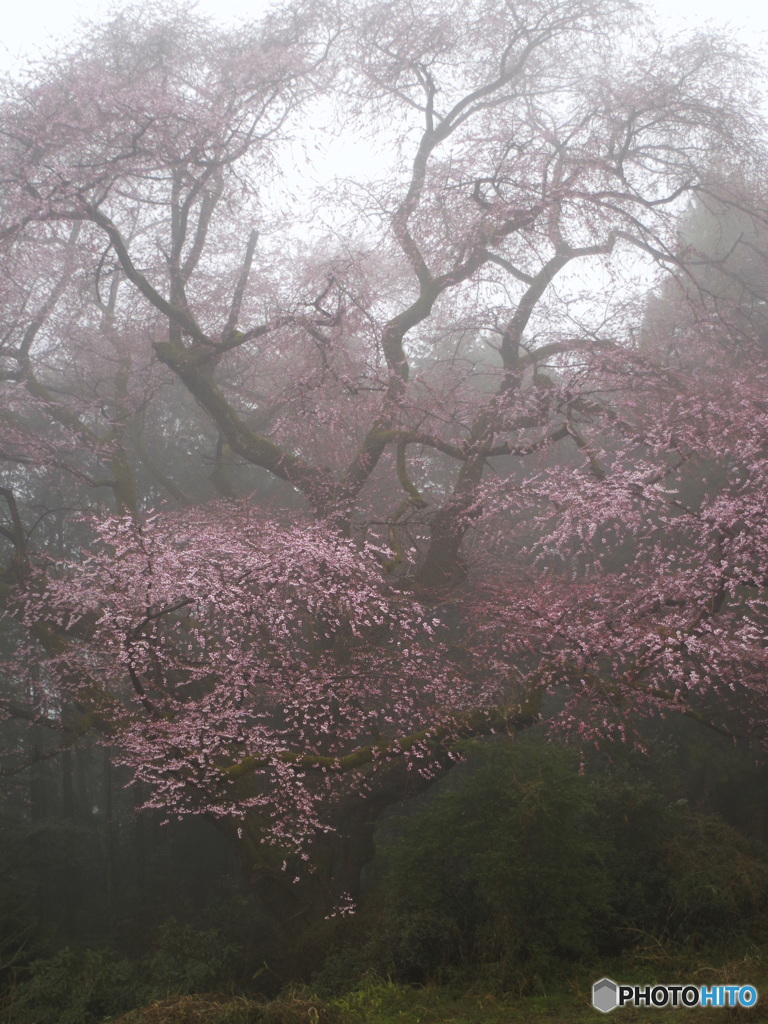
[108,990,338,1024]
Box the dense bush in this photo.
[378,741,614,989]
[318,738,768,993]
[1,920,246,1024]
[6,737,768,1017]
[3,946,141,1024]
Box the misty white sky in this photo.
[0,0,766,72]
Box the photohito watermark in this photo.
[592,978,759,1012]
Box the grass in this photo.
[331,977,768,1023]
[95,942,768,1023]
[104,985,768,1024]
[106,968,768,1024]
[105,989,335,1023]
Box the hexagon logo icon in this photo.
[593,978,619,1013]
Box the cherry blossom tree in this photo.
[1,0,768,921]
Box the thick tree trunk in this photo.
[217,752,491,977]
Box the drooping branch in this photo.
[223,697,542,781]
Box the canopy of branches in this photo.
[1,0,767,860]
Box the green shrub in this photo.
[380,740,613,988]
[364,737,768,990]
[664,813,768,943]
[148,918,241,995]
[4,945,144,1024]
[2,918,246,1022]
[311,943,382,996]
